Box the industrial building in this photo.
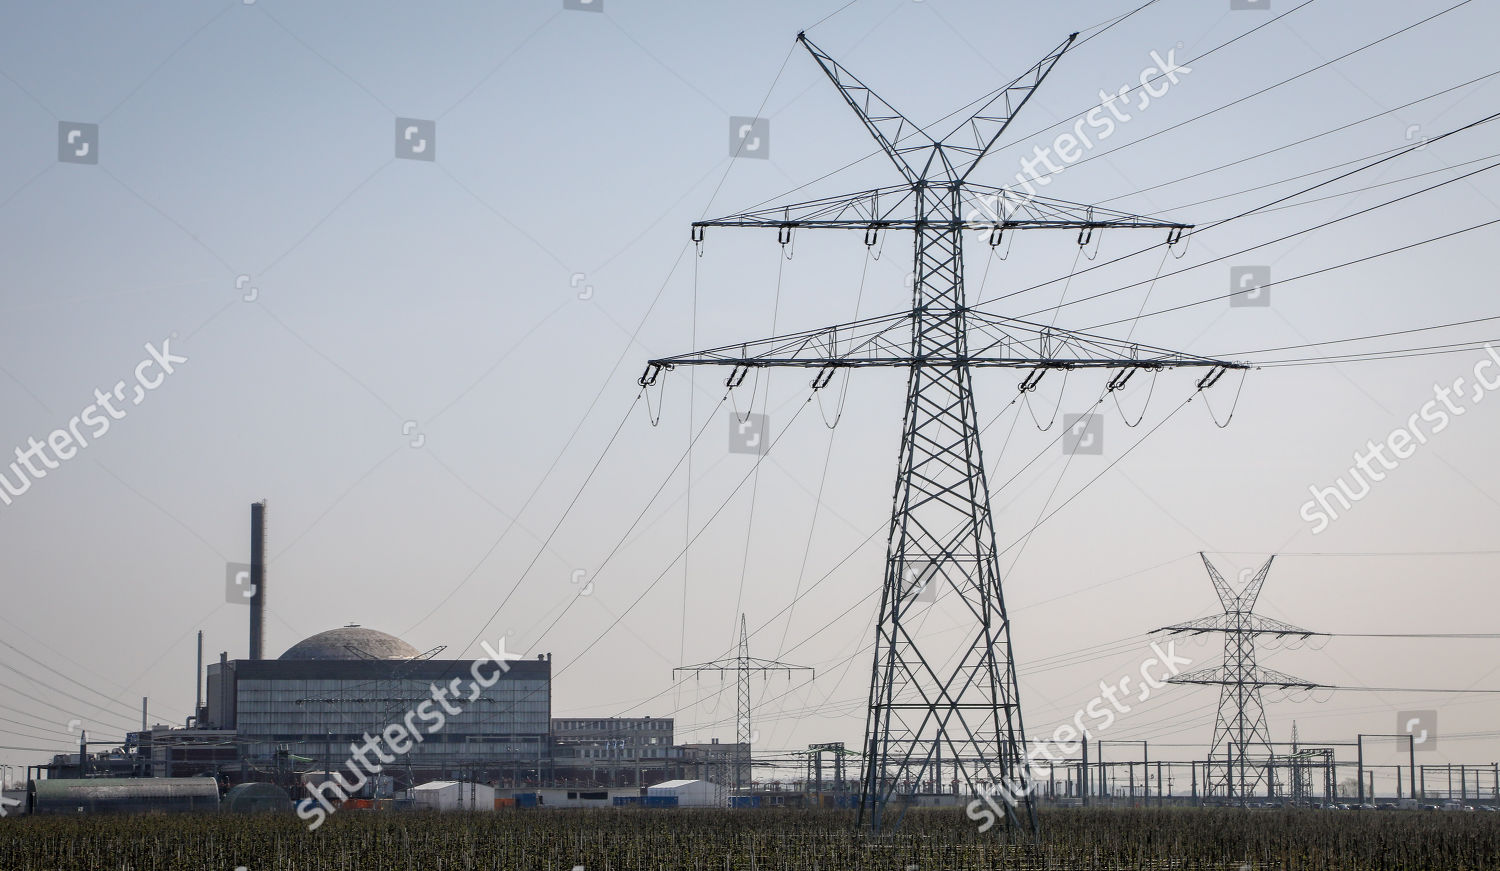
[135,728,239,778]
[679,740,749,786]
[26,506,708,804]
[35,617,744,804]
[201,624,553,789]
[551,716,679,786]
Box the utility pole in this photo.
[641,31,1242,836]
[1160,555,1324,804]
[675,615,812,797]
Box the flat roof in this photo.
[211,658,550,680]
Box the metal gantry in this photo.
[643,32,1246,836]
[1161,555,1326,803]
[1269,722,1336,805]
[676,615,812,795]
[803,741,853,802]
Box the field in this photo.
[2,807,1500,870]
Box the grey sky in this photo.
[2,0,1499,790]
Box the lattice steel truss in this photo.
[342,643,447,790]
[642,32,1246,836]
[1270,722,1335,805]
[676,615,812,795]
[1161,555,1325,803]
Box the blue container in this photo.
[612,796,640,806]
[728,795,761,808]
[642,795,679,808]
[513,792,539,808]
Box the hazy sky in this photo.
[4,0,1500,792]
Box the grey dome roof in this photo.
[279,624,419,661]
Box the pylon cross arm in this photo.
[1158,615,1319,637]
[639,309,1244,385]
[692,184,1191,237]
[1169,666,1325,690]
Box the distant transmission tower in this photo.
[1161,555,1325,803]
[676,615,812,797]
[344,643,445,791]
[642,33,1244,835]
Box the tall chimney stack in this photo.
[249,501,267,661]
[194,630,203,722]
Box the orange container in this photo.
[494,797,517,810]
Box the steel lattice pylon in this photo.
[1160,555,1326,803]
[642,32,1246,836]
[676,615,812,796]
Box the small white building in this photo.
[409,780,496,811]
[535,787,637,808]
[647,779,716,807]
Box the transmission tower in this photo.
[676,615,813,797]
[342,643,446,791]
[1160,554,1325,804]
[641,32,1245,835]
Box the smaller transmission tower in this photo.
[295,642,446,792]
[1159,554,1325,803]
[344,643,446,790]
[676,615,813,795]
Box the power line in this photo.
[981,108,1500,314]
[803,0,861,34]
[1084,214,1500,334]
[1057,148,1500,327]
[1335,686,1500,694]
[0,638,149,721]
[1250,336,1500,368]
[1025,0,1478,186]
[1256,550,1500,556]
[1097,67,1500,209]
[0,676,138,734]
[1331,633,1500,639]
[1226,315,1500,357]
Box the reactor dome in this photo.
[278,624,420,661]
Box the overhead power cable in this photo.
[1226,315,1500,357]
[1021,143,1500,324]
[1097,66,1500,208]
[1084,214,1500,334]
[982,108,1500,312]
[1021,0,1478,186]
[1249,336,1500,368]
[0,639,148,721]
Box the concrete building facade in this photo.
[551,716,679,786]
[203,625,552,787]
